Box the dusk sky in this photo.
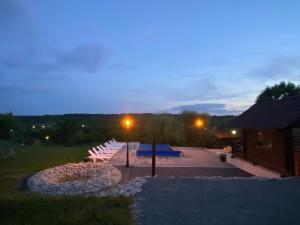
[1,0,300,115]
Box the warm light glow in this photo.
[41,125,45,129]
[195,119,204,128]
[45,136,50,140]
[231,130,237,135]
[81,124,85,128]
[32,125,36,129]
[122,117,134,129]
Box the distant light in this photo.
[41,125,45,129]
[121,116,134,129]
[45,136,50,140]
[231,130,237,135]
[195,119,204,128]
[10,129,13,132]
[81,124,85,128]
[32,125,36,129]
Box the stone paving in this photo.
[109,145,231,168]
[117,166,251,183]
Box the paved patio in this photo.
[117,166,251,183]
[109,145,231,168]
[109,145,251,182]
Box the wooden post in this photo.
[126,141,129,167]
[152,140,156,177]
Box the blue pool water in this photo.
[137,144,181,157]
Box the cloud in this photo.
[0,82,51,94]
[0,0,38,44]
[0,1,109,75]
[168,103,242,115]
[162,78,218,101]
[0,44,108,74]
[248,55,300,80]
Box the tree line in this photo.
[0,112,233,148]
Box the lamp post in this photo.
[152,140,156,177]
[195,118,204,147]
[121,117,133,167]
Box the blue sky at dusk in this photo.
[1,0,300,115]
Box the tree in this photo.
[256,81,300,103]
[55,117,79,145]
[0,112,20,140]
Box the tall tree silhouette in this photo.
[256,81,300,103]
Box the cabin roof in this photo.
[229,95,300,129]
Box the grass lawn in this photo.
[0,141,133,225]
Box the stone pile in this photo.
[27,162,122,196]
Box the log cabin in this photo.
[230,95,300,176]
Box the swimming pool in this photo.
[137,144,181,157]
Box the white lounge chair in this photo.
[88,150,110,162]
[104,142,120,150]
[100,144,119,152]
[99,147,119,157]
[92,147,114,156]
[96,146,118,154]
[111,139,125,147]
[108,140,120,146]
[93,147,116,156]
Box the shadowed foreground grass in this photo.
[0,142,133,225]
[0,196,132,225]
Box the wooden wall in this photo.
[242,129,287,174]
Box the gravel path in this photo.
[135,177,300,225]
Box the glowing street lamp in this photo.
[231,130,237,135]
[45,136,50,140]
[195,118,205,147]
[122,117,133,130]
[121,116,134,167]
[32,125,36,129]
[195,119,204,128]
[81,124,86,128]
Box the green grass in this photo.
[0,196,132,225]
[0,142,133,225]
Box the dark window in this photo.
[256,129,272,149]
[257,130,264,146]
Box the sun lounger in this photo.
[100,145,119,152]
[92,147,114,156]
[111,139,125,147]
[88,150,111,162]
[96,146,116,154]
[104,142,120,149]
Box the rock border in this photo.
[27,162,122,196]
